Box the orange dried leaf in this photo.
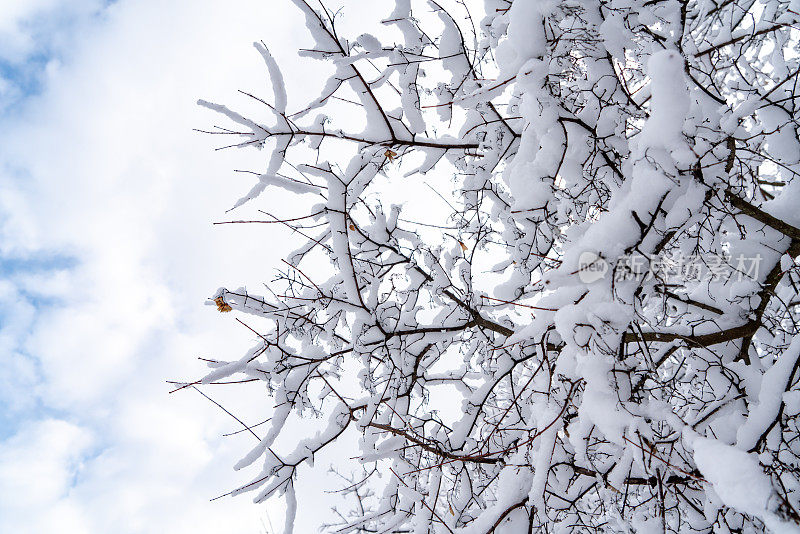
[384,149,397,161]
[459,241,468,251]
[214,297,232,313]
[349,224,355,230]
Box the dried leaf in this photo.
[214,296,232,313]
[384,149,397,161]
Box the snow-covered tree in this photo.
[192,0,800,531]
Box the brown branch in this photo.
[725,190,800,241]
[694,24,790,57]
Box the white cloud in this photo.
[0,0,328,531]
[0,0,104,61]
[0,418,93,532]
[0,0,104,111]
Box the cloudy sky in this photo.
[0,0,351,531]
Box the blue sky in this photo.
[0,0,102,444]
[0,253,75,440]
[0,1,326,531]
[0,0,112,114]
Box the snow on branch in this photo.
[188,0,800,532]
